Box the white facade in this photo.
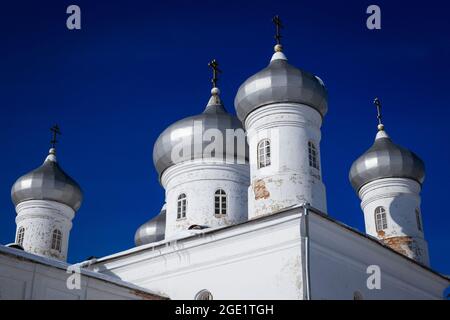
[162,159,249,238]
[359,177,429,266]
[90,207,448,300]
[245,103,327,218]
[0,246,165,300]
[15,200,74,261]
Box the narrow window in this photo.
[257,139,271,169]
[51,229,62,252]
[177,193,187,219]
[214,189,227,216]
[415,209,422,231]
[374,206,388,232]
[308,141,319,170]
[16,227,25,246]
[195,289,213,300]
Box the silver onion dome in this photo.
[11,148,83,211]
[153,87,248,177]
[234,45,328,123]
[134,205,166,246]
[349,129,425,192]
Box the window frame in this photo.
[374,206,388,232]
[51,229,62,252]
[415,208,422,231]
[214,189,227,217]
[195,289,213,300]
[308,141,320,170]
[257,139,271,169]
[177,193,187,220]
[17,227,25,246]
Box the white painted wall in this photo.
[358,178,429,266]
[245,104,327,219]
[92,212,306,300]
[161,159,249,238]
[308,212,444,300]
[15,200,74,261]
[91,208,448,300]
[0,246,164,300]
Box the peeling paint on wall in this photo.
[381,236,422,262]
[254,179,270,200]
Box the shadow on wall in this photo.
[388,195,419,237]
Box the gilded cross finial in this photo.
[272,15,283,45]
[50,124,61,149]
[208,59,221,88]
[373,97,384,130]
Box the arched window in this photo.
[195,289,213,300]
[374,207,388,232]
[308,141,319,170]
[214,189,227,216]
[257,139,271,169]
[177,193,187,219]
[51,229,62,252]
[415,208,422,231]
[16,227,25,246]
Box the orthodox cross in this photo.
[373,97,383,125]
[208,59,221,88]
[272,15,283,45]
[50,124,61,149]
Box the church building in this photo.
[1,17,448,300]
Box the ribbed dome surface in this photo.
[234,52,328,122]
[11,149,83,211]
[349,130,425,192]
[153,90,248,177]
[134,206,166,246]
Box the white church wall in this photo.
[15,200,74,261]
[92,211,306,300]
[161,159,249,238]
[0,246,165,300]
[359,177,429,265]
[308,213,447,300]
[245,104,327,219]
[92,208,448,300]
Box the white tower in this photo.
[234,22,328,219]
[349,98,429,266]
[152,61,249,238]
[11,127,83,261]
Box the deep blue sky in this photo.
[0,1,449,274]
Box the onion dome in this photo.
[11,148,83,211]
[349,123,425,193]
[234,44,328,123]
[153,70,248,177]
[134,205,166,246]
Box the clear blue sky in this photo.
[0,0,449,275]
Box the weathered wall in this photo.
[359,178,429,266]
[308,213,446,300]
[162,159,249,238]
[0,246,164,300]
[92,212,305,300]
[15,200,74,261]
[245,104,327,219]
[92,208,448,300]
